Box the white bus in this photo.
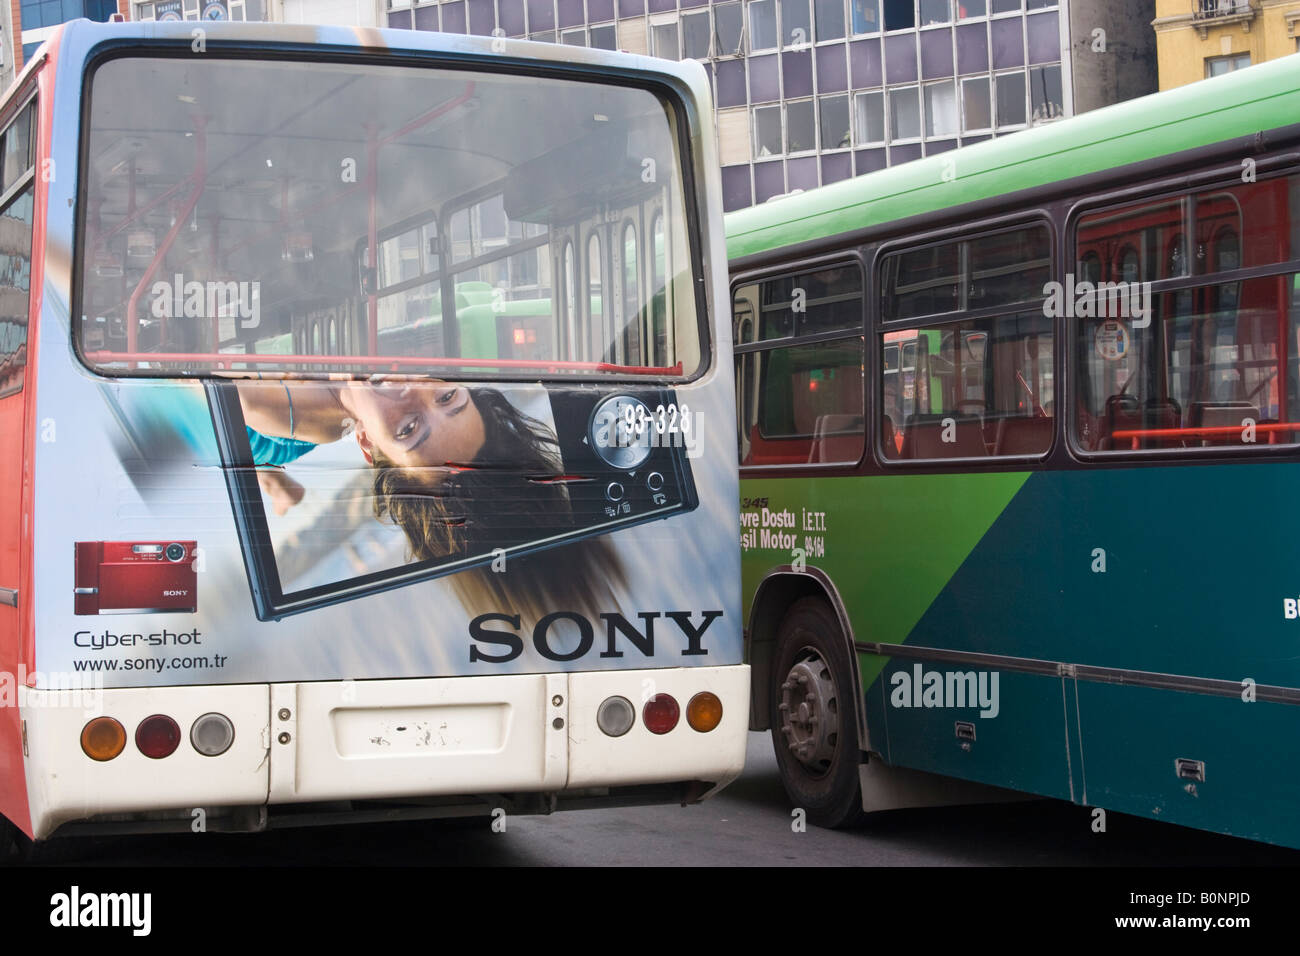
[0,18,745,851]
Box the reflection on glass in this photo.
[78,57,701,378]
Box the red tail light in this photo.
[642,694,680,735]
[135,714,181,758]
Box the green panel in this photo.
[740,471,1028,689]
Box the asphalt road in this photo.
[31,732,1300,866]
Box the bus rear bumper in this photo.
[20,665,749,840]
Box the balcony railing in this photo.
[1192,0,1257,21]
[1191,0,1258,37]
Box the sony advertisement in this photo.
[30,35,740,689]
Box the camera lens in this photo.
[164,543,186,562]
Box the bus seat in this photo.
[993,416,1054,456]
[1101,395,1181,449]
[900,413,986,459]
[881,415,897,458]
[806,414,864,464]
[1186,401,1259,446]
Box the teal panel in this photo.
[1078,681,1300,849]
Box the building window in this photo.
[961,75,991,132]
[854,90,885,145]
[889,85,921,141]
[995,70,1026,128]
[754,104,784,157]
[1206,53,1251,78]
[561,27,587,45]
[786,98,817,153]
[991,0,1020,13]
[819,94,851,149]
[883,0,914,31]
[714,2,745,55]
[591,23,617,49]
[750,0,778,51]
[651,19,681,60]
[958,0,986,17]
[814,0,845,41]
[851,0,879,34]
[924,80,958,137]
[1029,63,1063,122]
[682,10,712,58]
[781,0,811,46]
[919,0,950,26]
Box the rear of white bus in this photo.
[15,19,744,842]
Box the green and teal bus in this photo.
[729,55,1300,847]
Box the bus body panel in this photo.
[30,20,740,687]
[732,56,1300,848]
[24,664,747,839]
[7,20,747,839]
[742,463,1300,847]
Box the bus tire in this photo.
[769,596,865,829]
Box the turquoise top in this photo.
[246,428,316,466]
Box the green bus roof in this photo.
[725,55,1300,262]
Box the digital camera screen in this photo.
[206,378,697,620]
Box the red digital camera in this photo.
[74,541,198,615]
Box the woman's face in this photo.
[340,380,486,479]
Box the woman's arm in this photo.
[236,381,350,444]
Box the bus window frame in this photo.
[71,44,716,386]
[871,214,1059,468]
[1064,164,1300,462]
[732,250,868,472]
[0,89,39,402]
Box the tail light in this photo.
[81,716,126,761]
[642,694,680,735]
[686,692,723,732]
[190,712,235,756]
[135,714,181,759]
[596,696,635,737]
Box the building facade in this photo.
[4,0,1158,208]
[382,0,1156,209]
[1153,0,1300,90]
[12,0,123,85]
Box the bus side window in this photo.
[621,221,641,366]
[880,224,1054,462]
[650,213,668,367]
[736,265,865,467]
[0,101,37,398]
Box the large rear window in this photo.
[76,55,704,380]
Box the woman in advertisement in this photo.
[235,377,626,621]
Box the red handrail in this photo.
[83,349,684,376]
[1111,422,1300,449]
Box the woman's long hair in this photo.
[370,388,626,623]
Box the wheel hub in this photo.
[778,652,839,773]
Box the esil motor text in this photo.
[73,629,202,650]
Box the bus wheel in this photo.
[770,597,864,829]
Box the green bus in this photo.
[729,55,1300,847]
